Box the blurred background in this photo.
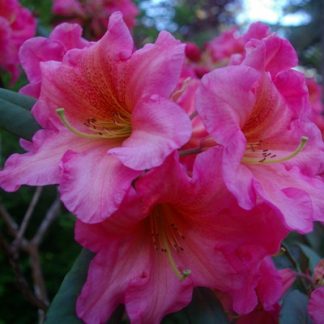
[0,0,323,323]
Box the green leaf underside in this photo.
[280,290,313,324]
[162,287,230,324]
[0,97,40,140]
[45,249,94,324]
[298,243,321,273]
[0,88,36,111]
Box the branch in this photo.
[0,233,48,311]
[32,197,61,246]
[27,243,49,305]
[0,202,18,237]
[14,187,43,248]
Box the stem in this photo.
[32,197,61,246]
[14,187,43,248]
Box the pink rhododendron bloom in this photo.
[308,286,324,324]
[206,27,244,64]
[184,22,271,78]
[218,257,288,318]
[196,32,324,232]
[52,0,138,38]
[75,151,287,323]
[19,22,90,98]
[306,77,324,137]
[0,0,36,81]
[236,304,280,324]
[235,260,296,324]
[279,268,296,295]
[0,13,191,224]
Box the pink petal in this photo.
[0,129,94,191]
[59,145,140,223]
[52,0,85,16]
[125,31,185,107]
[196,65,259,144]
[251,164,314,232]
[256,258,283,310]
[274,69,309,117]
[34,12,133,126]
[19,23,87,87]
[76,227,193,324]
[308,287,324,324]
[108,96,192,170]
[243,35,298,76]
[242,22,270,41]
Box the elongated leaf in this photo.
[45,249,94,324]
[299,243,321,273]
[0,88,35,110]
[280,290,313,324]
[162,287,229,324]
[0,98,40,140]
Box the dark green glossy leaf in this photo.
[0,97,40,140]
[162,287,229,324]
[45,249,94,324]
[299,243,321,273]
[280,290,313,324]
[0,88,35,111]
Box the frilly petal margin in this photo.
[108,96,192,170]
[125,31,185,107]
[59,145,140,223]
[75,227,193,324]
[0,129,95,191]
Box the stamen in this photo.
[150,207,191,281]
[56,108,104,139]
[242,136,308,165]
[164,240,191,281]
[56,108,131,140]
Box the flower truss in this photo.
[0,0,36,81]
[52,0,138,39]
[1,12,324,324]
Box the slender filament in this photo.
[242,136,308,165]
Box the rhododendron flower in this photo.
[306,77,324,137]
[308,287,324,324]
[236,304,280,324]
[19,23,90,98]
[183,22,271,78]
[0,13,191,223]
[206,27,244,64]
[196,33,324,232]
[75,151,287,323]
[0,0,36,81]
[52,0,138,38]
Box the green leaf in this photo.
[280,290,313,324]
[162,287,229,324]
[0,97,40,140]
[45,249,94,324]
[299,243,320,273]
[0,88,36,111]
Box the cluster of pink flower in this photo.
[1,11,324,324]
[0,0,36,82]
[52,0,138,38]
